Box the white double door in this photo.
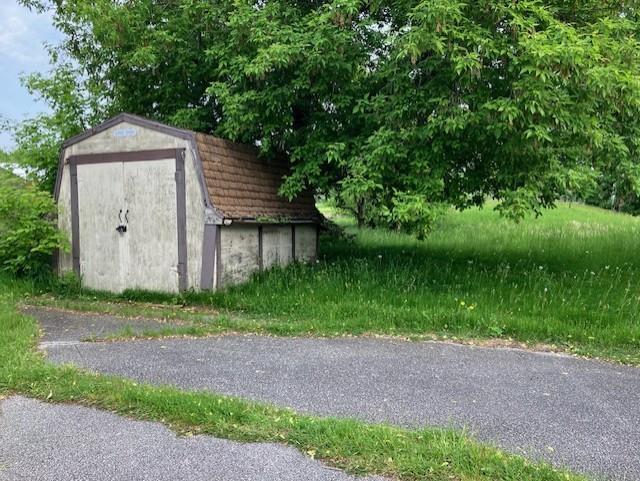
[76,158,180,292]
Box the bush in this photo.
[0,169,66,276]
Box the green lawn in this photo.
[32,201,640,364]
[0,276,585,481]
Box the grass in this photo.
[32,201,640,364]
[0,275,585,481]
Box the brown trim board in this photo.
[68,148,178,165]
[200,224,217,290]
[175,149,188,292]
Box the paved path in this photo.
[33,308,640,480]
[23,306,176,346]
[0,396,381,481]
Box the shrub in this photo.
[0,169,66,276]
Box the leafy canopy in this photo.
[14,0,640,234]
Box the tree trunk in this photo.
[356,198,365,228]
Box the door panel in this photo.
[77,162,125,292]
[123,159,179,292]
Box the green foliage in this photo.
[585,169,640,215]
[14,0,640,232]
[50,272,83,297]
[384,193,447,238]
[0,170,66,276]
[1,60,107,193]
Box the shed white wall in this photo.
[220,224,318,286]
[121,158,181,292]
[57,121,206,291]
[220,224,260,285]
[75,161,128,292]
[57,163,73,275]
[262,225,293,269]
[294,225,318,262]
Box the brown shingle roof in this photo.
[195,133,320,222]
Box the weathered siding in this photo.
[219,223,318,286]
[57,121,206,292]
[262,225,293,269]
[220,225,259,285]
[56,162,73,275]
[76,162,126,292]
[65,122,187,155]
[122,158,180,292]
[294,224,318,262]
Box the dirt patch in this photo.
[19,302,204,325]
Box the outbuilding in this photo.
[54,113,321,293]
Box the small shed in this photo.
[54,113,321,293]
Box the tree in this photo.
[2,61,106,193]
[15,0,640,234]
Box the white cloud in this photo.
[0,2,58,67]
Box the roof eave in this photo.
[223,216,322,225]
[62,113,194,149]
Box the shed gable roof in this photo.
[55,113,320,223]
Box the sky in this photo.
[0,2,61,151]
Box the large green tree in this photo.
[14,0,640,234]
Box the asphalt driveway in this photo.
[30,307,640,480]
[0,396,382,481]
[24,306,177,346]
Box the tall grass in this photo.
[207,202,640,360]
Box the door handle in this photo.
[116,209,128,233]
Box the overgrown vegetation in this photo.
[0,169,66,276]
[32,202,640,365]
[0,277,586,481]
[585,170,640,216]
